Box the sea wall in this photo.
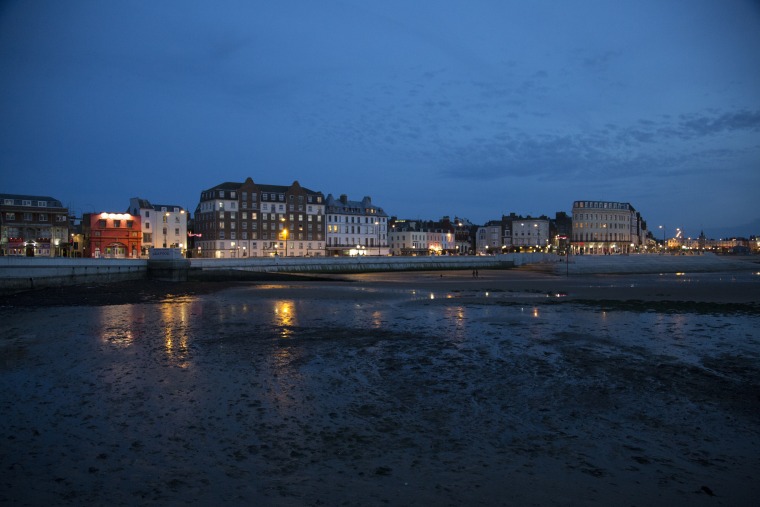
[1,253,755,292]
[553,253,757,275]
[188,254,518,274]
[0,257,146,291]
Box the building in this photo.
[388,218,456,255]
[503,214,551,251]
[450,216,475,255]
[571,200,647,254]
[82,212,141,258]
[475,214,551,254]
[194,178,325,258]
[550,212,573,254]
[475,220,501,254]
[128,198,188,256]
[325,194,388,256]
[0,193,70,256]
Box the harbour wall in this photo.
[0,257,146,291]
[1,253,756,292]
[550,253,757,275]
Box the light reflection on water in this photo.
[273,300,297,339]
[160,300,192,368]
[98,306,136,348]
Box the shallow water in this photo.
[1,274,759,506]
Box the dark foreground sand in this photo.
[1,269,759,506]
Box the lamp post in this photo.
[163,212,169,248]
[374,220,380,255]
[282,228,288,257]
[659,225,665,252]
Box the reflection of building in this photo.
[82,212,141,258]
[0,193,70,256]
[571,200,648,254]
[194,178,325,258]
[128,197,188,256]
[325,194,389,256]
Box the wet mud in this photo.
[1,270,759,506]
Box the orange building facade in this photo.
[83,212,142,258]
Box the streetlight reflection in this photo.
[160,301,191,368]
[273,300,297,338]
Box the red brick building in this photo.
[82,212,141,258]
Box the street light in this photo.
[281,228,288,257]
[659,225,665,252]
[164,212,170,247]
[374,220,380,255]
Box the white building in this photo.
[571,200,646,254]
[325,194,388,256]
[507,216,550,250]
[388,219,454,255]
[129,198,188,256]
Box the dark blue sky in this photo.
[1,1,759,239]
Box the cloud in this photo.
[436,108,760,183]
[678,109,760,136]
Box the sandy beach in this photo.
[1,268,759,505]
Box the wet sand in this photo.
[1,269,759,506]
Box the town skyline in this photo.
[2,1,759,240]
[2,183,756,242]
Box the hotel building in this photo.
[571,200,647,254]
[0,193,70,256]
[194,178,325,258]
[128,197,188,256]
[325,194,388,256]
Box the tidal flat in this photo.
[1,269,759,506]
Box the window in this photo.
[22,200,31,206]
[37,201,47,207]
[219,222,225,229]
[114,220,121,227]
[175,228,179,235]
[98,219,106,228]
[146,222,150,229]
[5,212,14,220]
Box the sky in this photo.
[1,1,759,239]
